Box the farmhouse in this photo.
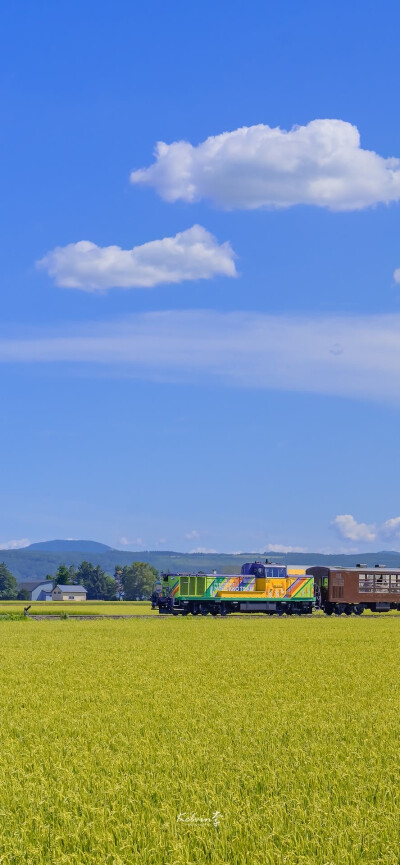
[18,580,54,601]
[52,584,87,601]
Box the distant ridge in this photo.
[1,543,400,583]
[26,540,114,552]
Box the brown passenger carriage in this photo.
[306,564,400,615]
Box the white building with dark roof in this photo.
[52,584,87,601]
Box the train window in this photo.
[359,574,374,592]
[375,574,390,592]
[390,575,400,592]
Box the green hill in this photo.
[1,546,400,583]
[26,540,114,553]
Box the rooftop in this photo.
[54,584,86,593]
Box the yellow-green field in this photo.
[0,600,157,616]
[1,617,400,865]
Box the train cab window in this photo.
[163,575,169,582]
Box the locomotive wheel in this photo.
[345,606,352,616]
[354,604,364,616]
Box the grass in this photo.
[0,600,157,616]
[0,616,400,864]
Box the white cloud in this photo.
[185,530,200,539]
[393,269,400,284]
[119,536,144,547]
[3,310,400,405]
[0,538,30,550]
[381,517,400,539]
[332,515,377,542]
[332,514,400,546]
[37,225,236,291]
[265,544,308,553]
[189,547,217,554]
[130,119,400,211]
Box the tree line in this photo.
[0,561,159,601]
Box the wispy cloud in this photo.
[189,547,217,554]
[265,544,308,553]
[131,119,400,211]
[185,530,200,539]
[37,225,236,291]
[2,310,400,405]
[119,536,145,548]
[0,538,30,550]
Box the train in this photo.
[152,560,400,616]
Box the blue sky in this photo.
[2,0,400,553]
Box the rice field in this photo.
[0,601,157,616]
[1,616,400,864]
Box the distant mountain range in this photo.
[2,540,400,583]
[27,540,114,553]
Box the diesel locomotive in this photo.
[153,561,400,616]
[153,560,314,616]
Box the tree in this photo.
[113,566,124,600]
[17,588,31,601]
[121,562,158,600]
[55,564,76,585]
[0,562,18,600]
[75,561,117,600]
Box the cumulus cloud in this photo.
[130,119,400,211]
[381,517,400,539]
[37,225,236,291]
[332,514,377,542]
[333,513,400,546]
[185,530,200,539]
[0,538,30,550]
[3,310,400,405]
[393,268,400,284]
[189,547,217,554]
